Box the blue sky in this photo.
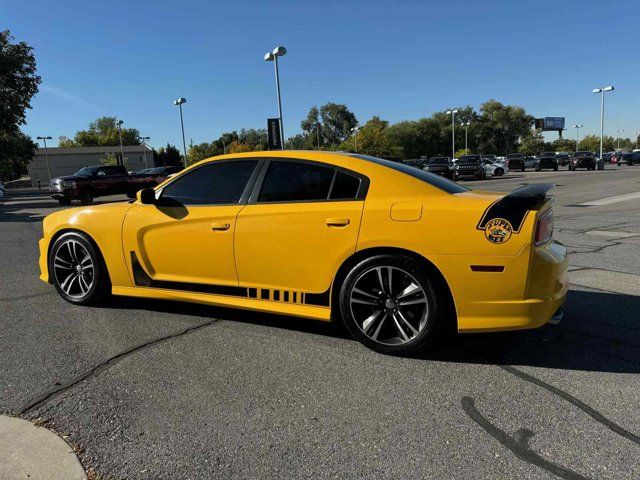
[4,0,639,149]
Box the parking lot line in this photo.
[579,191,640,206]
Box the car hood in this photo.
[51,175,86,182]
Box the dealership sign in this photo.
[267,118,282,150]
[535,117,565,131]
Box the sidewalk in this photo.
[0,415,86,480]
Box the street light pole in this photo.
[351,126,360,152]
[446,109,458,158]
[264,46,287,150]
[593,86,614,161]
[138,136,150,168]
[173,98,188,167]
[616,129,624,150]
[116,120,125,166]
[462,121,470,153]
[36,136,53,182]
[572,124,583,152]
[316,123,321,149]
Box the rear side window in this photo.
[161,160,257,205]
[330,171,360,199]
[258,161,335,202]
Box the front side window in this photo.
[258,161,335,202]
[160,160,258,205]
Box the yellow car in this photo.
[39,151,567,354]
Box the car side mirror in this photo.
[138,188,156,205]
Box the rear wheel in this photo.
[554,165,558,171]
[49,232,111,305]
[339,255,441,355]
[57,198,72,206]
[521,166,525,172]
[495,168,504,176]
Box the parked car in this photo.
[556,153,571,166]
[49,165,163,206]
[38,151,566,355]
[453,155,486,180]
[569,151,598,171]
[621,152,639,166]
[424,157,453,179]
[524,156,537,169]
[482,159,508,177]
[402,159,427,169]
[610,151,624,165]
[481,154,497,162]
[535,152,558,171]
[601,152,613,163]
[506,153,525,172]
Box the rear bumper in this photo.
[443,241,568,333]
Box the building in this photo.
[28,145,155,186]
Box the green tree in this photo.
[474,100,534,154]
[187,142,219,166]
[552,138,577,153]
[0,131,37,180]
[59,116,141,147]
[154,144,182,166]
[101,153,118,166]
[0,30,41,133]
[319,103,358,147]
[519,130,546,155]
[338,116,395,158]
[0,30,41,180]
[578,134,607,152]
[300,106,323,148]
[386,118,445,159]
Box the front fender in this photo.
[41,203,134,287]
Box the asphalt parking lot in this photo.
[1,166,639,479]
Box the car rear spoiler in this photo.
[477,183,554,233]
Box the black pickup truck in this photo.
[535,152,558,171]
[49,165,168,206]
[506,153,526,172]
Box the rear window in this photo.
[349,154,468,194]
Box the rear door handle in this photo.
[326,218,350,227]
[211,222,230,231]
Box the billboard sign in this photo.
[267,118,282,150]
[535,117,565,131]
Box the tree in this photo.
[386,118,444,159]
[59,116,141,147]
[227,140,253,153]
[0,30,41,133]
[578,134,608,153]
[519,130,546,155]
[474,100,534,154]
[300,106,323,148]
[0,131,37,180]
[339,116,396,158]
[187,142,220,166]
[318,103,358,147]
[154,144,182,166]
[0,30,41,180]
[551,138,577,153]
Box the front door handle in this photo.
[211,222,230,231]
[326,218,350,227]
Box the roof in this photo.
[35,145,153,155]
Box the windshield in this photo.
[349,154,469,194]
[74,167,99,176]
[575,152,592,157]
[148,167,165,174]
[507,154,523,159]
[428,158,450,165]
[540,152,555,157]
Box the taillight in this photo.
[535,209,553,246]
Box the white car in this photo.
[482,159,508,177]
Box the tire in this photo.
[495,168,504,176]
[57,198,72,206]
[535,167,540,172]
[554,165,558,171]
[49,231,111,305]
[521,166,525,172]
[339,254,442,355]
[79,190,93,206]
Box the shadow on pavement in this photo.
[102,289,639,374]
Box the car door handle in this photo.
[326,218,350,227]
[211,222,230,231]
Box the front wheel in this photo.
[495,168,504,176]
[339,255,441,355]
[49,232,111,305]
[57,198,72,206]
[521,166,525,172]
[554,165,558,171]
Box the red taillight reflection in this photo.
[535,209,553,246]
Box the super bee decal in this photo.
[484,218,513,243]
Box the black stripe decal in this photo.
[470,265,505,272]
[130,252,331,307]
